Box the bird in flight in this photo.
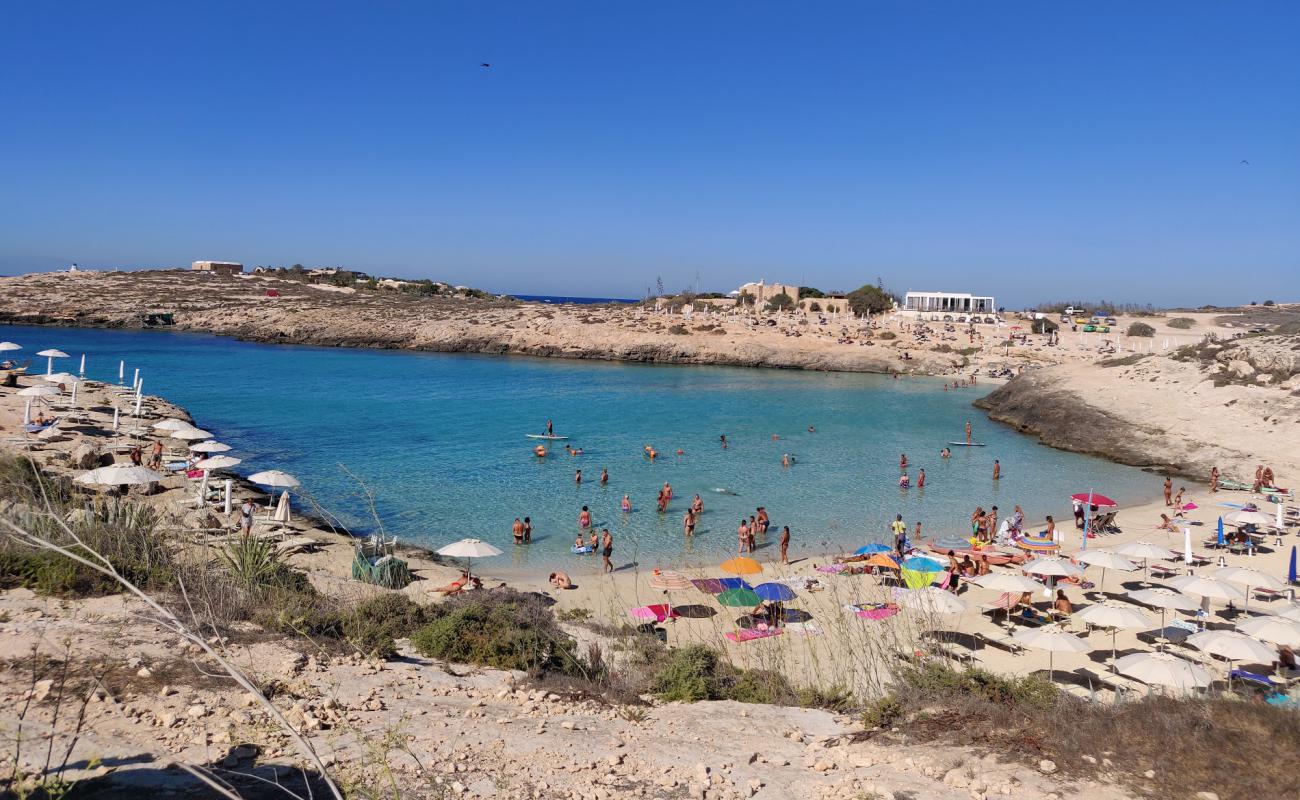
[480,63,491,68]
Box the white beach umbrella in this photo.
[36,348,69,374]
[78,353,85,376]
[42,372,79,385]
[153,418,194,431]
[193,455,242,471]
[436,537,503,578]
[1209,566,1286,614]
[74,465,165,486]
[247,470,301,488]
[1236,616,1300,647]
[0,342,21,352]
[1011,627,1091,680]
[971,573,1043,593]
[1224,510,1273,527]
[1129,586,1200,634]
[170,426,213,440]
[17,385,61,398]
[1115,652,1212,691]
[272,491,292,523]
[1185,630,1277,664]
[22,400,31,426]
[1076,602,1154,665]
[1023,557,1084,578]
[1278,605,1300,623]
[895,587,968,615]
[1073,548,1137,590]
[1169,574,1245,603]
[189,441,232,453]
[1115,541,1174,560]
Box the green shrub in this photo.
[861,694,903,729]
[410,589,585,676]
[1167,317,1196,329]
[652,644,722,702]
[341,593,434,658]
[766,292,794,311]
[1127,321,1155,337]
[1031,318,1058,334]
[877,331,896,340]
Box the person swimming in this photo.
[712,487,739,496]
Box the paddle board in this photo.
[526,434,569,440]
[946,442,985,446]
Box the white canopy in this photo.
[1023,557,1084,578]
[75,465,166,486]
[1224,510,1274,527]
[170,427,213,440]
[153,418,195,431]
[1278,605,1300,623]
[248,470,301,488]
[1072,549,1137,571]
[1114,541,1175,560]
[1011,626,1091,654]
[36,349,69,358]
[1169,574,1246,602]
[17,385,61,398]
[42,372,79,384]
[193,455,242,471]
[970,573,1043,594]
[1115,652,1212,690]
[1129,587,1200,612]
[1074,602,1152,629]
[894,587,968,614]
[436,538,504,559]
[1236,616,1300,647]
[1185,630,1277,664]
[0,342,21,352]
[189,441,233,453]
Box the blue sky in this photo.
[2,1,1296,306]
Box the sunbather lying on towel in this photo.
[434,572,482,595]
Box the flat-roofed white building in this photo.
[902,291,996,315]
[191,260,244,275]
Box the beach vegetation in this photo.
[1030,317,1058,334]
[766,292,794,311]
[410,589,587,676]
[668,324,689,335]
[846,284,896,316]
[1167,317,1196,329]
[1263,299,1275,306]
[1126,321,1155,337]
[735,291,756,307]
[807,301,821,312]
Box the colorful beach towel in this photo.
[628,604,677,622]
[843,603,900,621]
[816,564,847,574]
[724,627,783,643]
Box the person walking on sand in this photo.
[512,517,525,545]
[239,498,255,536]
[1163,477,1173,506]
[779,525,790,564]
[891,514,907,555]
[917,468,926,488]
[965,420,972,445]
[1210,466,1219,493]
[601,529,614,573]
[1173,486,1184,510]
[149,439,163,470]
[992,459,1000,480]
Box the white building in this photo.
[902,291,996,316]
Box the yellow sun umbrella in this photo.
[720,557,762,576]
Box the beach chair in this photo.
[1148,564,1180,580]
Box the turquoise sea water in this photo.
[3,323,1154,567]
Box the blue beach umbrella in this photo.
[854,543,893,556]
[718,577,753,592]
[902,556,944,573]
[753,582,797,602]
[1216,517,1225,547]
[1289,546,1297,585]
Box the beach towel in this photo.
[691,577,753,594]
[843,602,900,621]
[724,627,783,643]
[629,604,677,622]
[781,621,823,636]
[816,564,847,574]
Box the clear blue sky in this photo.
[2,1,1296,306]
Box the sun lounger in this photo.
[1148,564,1180,579]
[1252,587,1287,603]
[980,592,1021,613]
[976,630,1025,654]
[724,627,783,643]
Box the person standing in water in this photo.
[621,494,632,513]
[737,518,751,553]
[941,447,951,459]
[720,434,728,449]
[917,468,926,488]
[574,469,582,484]
[683,509,695,537]
[512,518,525,545]
[578,506,591,528]
[992,460,1000,480]
[779,525,791,564]
[692,494,703,514]
[899,453,908,470]
[965,420,973,445]
[523,517,532,543]
[600,468,608,485]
